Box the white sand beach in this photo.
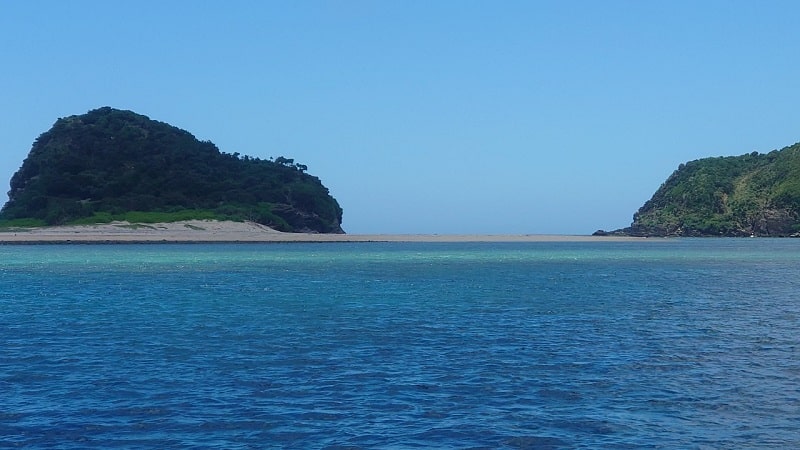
[0,220,644,243]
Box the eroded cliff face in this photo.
[748,208,798,237]
[613,208,797,237]
[598,143,800,237]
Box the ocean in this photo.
[2,240,799,448]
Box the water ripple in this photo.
[1,240,800,447]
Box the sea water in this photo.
[1,240,799,448]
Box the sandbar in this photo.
[0,220,645,244]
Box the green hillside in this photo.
[601,142,800,237]
[0,107,343,233]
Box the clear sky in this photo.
[2,1,799,234]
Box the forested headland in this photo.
[0,107,343,233]
[598,142,800,237]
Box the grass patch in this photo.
[69,212,114,225]
[63,209,225,226]
[0,218,47,229]
[119,210,221,223]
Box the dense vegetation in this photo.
[0,107,344,233]
[599,142,800,237]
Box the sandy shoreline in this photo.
[0,220,645,244]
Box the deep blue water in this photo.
[2,239,800,448]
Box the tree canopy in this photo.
[0,107,343,233]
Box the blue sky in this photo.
[2,1,799,234]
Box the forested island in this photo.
[597,141,800,237]
[0,107,343,233]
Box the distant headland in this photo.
[596,141,800,237]
[0,107,343,233]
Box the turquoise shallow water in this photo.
[2,240,800,448]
